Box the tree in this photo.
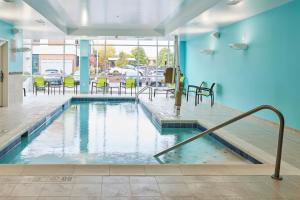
[131,47,149,65]
[158,48,174,66]
[94,46,116,69]
[116,51,131,67]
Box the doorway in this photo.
[0,39,8,107]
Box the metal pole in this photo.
[96,48,99,77]
[174,35,181,116]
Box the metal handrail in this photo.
[154,105,285,180]
[136,86,153,101]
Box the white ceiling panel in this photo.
[0,0,292,38]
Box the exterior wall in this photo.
[184,1,300,129]
[0,19,23,106]
[38,54,77,73]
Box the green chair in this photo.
[186,81,205,104]
[33,76,47,95]
[196,83,216,106]
[91,77,108,94]
[63,76,77,94]
[120,78,136,96]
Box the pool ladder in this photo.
[136,86,153,101]
[154,105,285,180]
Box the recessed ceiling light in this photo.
[227,0,242,6]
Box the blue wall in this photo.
[80,40,90,93]
[184,1,300,129]
[179,41,186,76]
[0,20,23,73]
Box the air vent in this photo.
[3,0,17,2]
[227,0,241,6]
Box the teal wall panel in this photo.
[179,41,186,76]
[0,20,23,73]
[80,40,90,93]
[184,1,300,129]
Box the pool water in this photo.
[0,101,247,164]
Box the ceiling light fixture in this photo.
[81,9,88,26]
[227,0,242,6]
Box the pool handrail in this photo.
[154,105,285,180]
[136,86,153,101]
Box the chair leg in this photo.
[186,91,189,101]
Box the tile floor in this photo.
[0,175,299,199]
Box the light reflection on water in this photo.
[0,101,246,164]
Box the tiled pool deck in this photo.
[0,93,300,199]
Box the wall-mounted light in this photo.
[201,49,215,55]
[228,43,248,50]
[11,28,19,35]
[211,32,220,39]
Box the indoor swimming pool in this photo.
[0,99,252,164]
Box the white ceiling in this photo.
[0,0,292,38]
[23,0,222,37]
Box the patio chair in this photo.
[33,76,47,95]
[91,76,108,94]
[195,83,216,106]
[186,81,205,104]
[63,76,77,95]
[120,78,136,96]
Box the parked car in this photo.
[146,70,165,86]
[42,69,63,84]
[123,69,143,86]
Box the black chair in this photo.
[196,83,216,106]
[186,82,205,105]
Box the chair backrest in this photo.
[199,81,205,88]
[64,76,75,87]
[34,76,45,87]
[210,83,216,91]
[125,78,136,88]
[96,77,107,87]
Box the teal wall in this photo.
[0,20,23,73]
[80,40,90,93]
[179,41,186,76]
[184,1,300,129]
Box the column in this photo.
[80,40,90,93]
